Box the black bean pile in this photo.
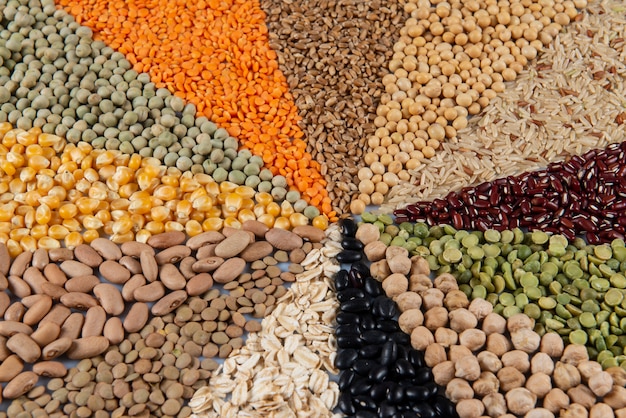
[395,142,626,244]
[260,0,403,214]
[334,219,457,418]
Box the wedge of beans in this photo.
[395,142,626,244]
[0,224,324,416]
[359,213,626,370]
[334,218,458,418]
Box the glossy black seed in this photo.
[380,402,398,418]
[413,402,437,418]
[391,331,410,345]
[340,218,357,237]
[432,395,457,417]
[342,237,365,251]
[370,381,393,402]
[337,392,355,415]
[338,369,356,391]
[413,367,433,385]
[350,377,373,396]
[341,298,370,313]
[380,341,398,366]
[359,314,377,330]
[377,319,400,333]
[335,349,359,369]
[389,385,405,404]
[363,276,382,296]
[355,410,378,418]
[368,364,389,382]
[393,359,416,378]
[337,250,362,263]
[337,288,366,302]
[358,344,381,359]
[336,312,360,325]
[405,385,429,401]
[353,359,377,376]
[335,324,359,336]
[372,296,397,318]
[351,261,370,277]
[337,334,362,349]
[349,266,366,288]
[396,345,410,360]
[334,269,350,291]
[354,395,377,411]
[361,329,387,345]
[409,349,425,368]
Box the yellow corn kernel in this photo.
[216,192,227,205]
[151,206,170,223]
[266,202,281,217]
[102,222,113,236]
[110,210,128,221]
[98,167,116,183]
[185,220,203,237]
[289,213,309,227]
[36,204,52,225]
[202,217,223,232]
[57,161,78,173]
[37,175,54,194]
[39,195,61,210]
[28,155,50,171]
[25,143,43,157]
[257,214,275,228]
[94,150,116,168]
[49,156,61,172]
[82,168,98,183]
[204,181,220,196]
[48,225,70,240]
[62,218,82,232]
[66,189,82,203]
[241,198,254,211]
[10,143,25,155]
[81,155,93,170]
[59,203,78,219]
[57,171,75,190]
[64,232,84,248]
[153,185,177,201]
[2,129,18,147]
[164,221,184,232]
[135,229,151,243]
[95,210,112,224]
[273,217,291,230]
[255,192,273,206]
[130,214,145,231]
[82,230,98,244]
[161,175,179,188]
[223,217,241,229]
[24,191,42,207]
[128,197,152,215]
[0,232,8,243]
[219,181,237,193]
[17,130,38,146]
[234,186,255,199]
[224,193,243,213]
[113,218,134,235]
[180,177,200,192]
[118,183,138,198]
[6,239,22,257]
[312,215,329,230]
[280,201,294,217]
[10,179,26,194]
[19,167,37,183]
[110,199,130,211]
[0,193,15,204]
[192,195,214,212]
[20,236,37,252]
[111,231,134,244]
[189,210,205,223]
[0,160,16,176]
[0,122,13,136]
[128,154,142,171]
[237,209,256,224]
[38,236,61,250]
[175,200,192,219]
[82,215,104,230]
[48,212,62,226]
[12,215,25,228]
[0,204,15,222]
[0,182,8,194]
[112,167,133,186]
[189,188,207,202]
[145,221,165,235]
[205,207,222,218]
[253,203,266,217]
[0,222,10,234]
[38,133,64,150]
[48,186,67,200]
[31,224,48,240]
[6,151,25,168]
[89,183,108,201]
[76,197,99,214]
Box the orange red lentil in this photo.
[0,123,326,257]
[57,0,337,222]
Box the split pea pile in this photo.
[0,225,324,415]
[353,0,587,211]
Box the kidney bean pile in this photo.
[395,142,626,245]
[334,219,457,418]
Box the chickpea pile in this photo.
[352,0,587,213]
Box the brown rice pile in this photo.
[382,0,626,213]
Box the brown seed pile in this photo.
[0,223,324,413]
[363,225,626,418]
[260,0,404,214]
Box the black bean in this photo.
[336,312,360,325]
[409,349,425,368]
[355,410,378,418]
[349,265,367,288]
[358,344,381,359]
[413,367,433,385]
[340,218,357,237]
[405,385,429,401]
[413,402,437,418]
[342,237,364,251]
[377,319,400,333]
[335,348,359,369]
[359,314,377,331]
[341,298,370,313]
[354,395,377,411]
[336,334,362,349]
[337,392,355,415]
[336,324,359,336]
[389,384,405,404]
[368,364,389,382]
[391,331,410,345]
[337,287,366,302]
[372,296,397,318]
[351,261,370,278]
[393,359,416,378]
[334,269,350,291]
[350,377,373,396]
[370,381,393,402]
[361,329,387,345]
[338,369,356,391]
[353,359,377,376]
[432,395,457,417]
[337,249,362,263]
[380,341,398,366]
[363,276,382,296]
[380,402,399,418]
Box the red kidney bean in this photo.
[395,142,626,243]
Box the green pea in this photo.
[613,246,626,262]
[520,273,539,288]
[443,225,457,235]
[517,245,532,260]
[595,245,614,260]
[500,230,514,244]
[564,262,584,279]
[385,225,400,238]
[471,285,487,300]
[484,229,501,243]
[462,234,479,248]
[378,214,393,226]
[566,303,583,316]
[503,306,521,318]
[515,293,529,309]
[442,248,462,263]
[579,312,597,328]
[569,329,588,345]
[531,231,549,244]
[492,275,505,293]
[467,246,485,260]
[303,206,320,219]
[549,281,562,295]
[556,304,572,320]
[379,233,392,246]
[605,289,624,306]
[596,311,611,325]
[524,303,541,319]
[591,277,611,292]
[228,170,246,185]
[483,244,501,258]
[545,318,565,330]
[538,297,557,310]
[567,317,582,330]
[361,212,377,223]
[581,300,600,314]
[413,223,430,239]
[426,255,440,271]
[390,236,406,247]
[599,264,615,278]
[499,293,515,307]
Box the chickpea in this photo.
[531,352,555,375]
[394,291,422,311]
[477,351,502,373]
[473,371,500,396]
[543,388,570,414]
[435,327,459,347]
[446,378,475,403]
[424,343,447,367]
[410,326,434,350]
[482,393,507,417]
[433,360,456,386]
[525,372,552,397]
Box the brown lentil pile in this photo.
[260,0,404,214]
[0,225,324,415]
[362,225,626,417]
[354,0,588,212]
